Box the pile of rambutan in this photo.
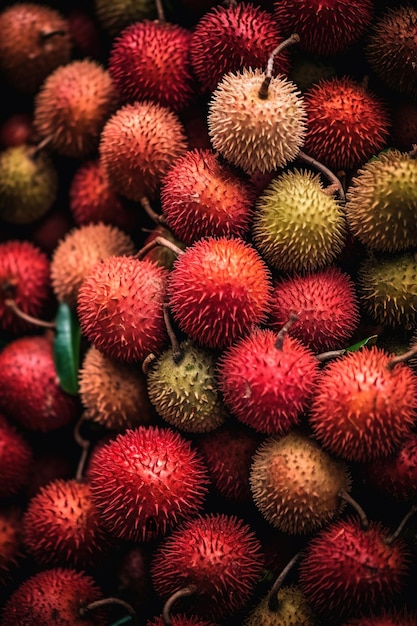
[2,0,417,624]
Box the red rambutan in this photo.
[0,506,23,586]
[0,414,33,498]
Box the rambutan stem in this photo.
[73,414,91,482]
[297,150,346,202]
[162,585,198,625]
[384,504,417,545]
[4,299,56,329]
[386,343,417,370]
[80,597,138,625]
[338,489,369,530]
[275,313,299,350]
[142,352,157,375]
[135,236,184,261]
[258,33,300,99]
[163,303,183,363]
[31,135,53,158]
[140,196,167,226]
[268,551,301,612]
[155,0,166,22]
[409,144,417,158]
[315,349,346,363]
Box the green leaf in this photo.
[53,302,81,395]
[345,335,378,353]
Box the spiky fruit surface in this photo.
[0,3,71,93]
[0,567,106,626]
[268,267,360,352]
[147,340,227,433]
[95,0,157,36]
[99,101,188,201]
[299,516,411,620]
[22,478,110,568]
[367,6,417,100]
[168,237,272,349]
[69,159,138,231]
[88,426,209,542]
[0,335,79,433]
[109,20,195,112]
[208,68,306,174]
[250,431,350,534]
[77,256,168,363]
[218,328,319,435]
[34,59,119,159]
[244,586,316,625]
[309,346,417,462]
[0,144,58,224]
[79,346,154,431]
[151,513,265,620]
[252,169,346,274]
[147,616,217,626]
[342,610,417,625]
[357,251,417,328]
[51,222,135,308]
[345,150,417,253]
[190,3,289,93]
[0,414,33,498]
[0,240,51,335]
[302,77,390,172]
[273,0,373,56]
[160,148,255,245]
[0,507,23,586]
[196,424,261,503]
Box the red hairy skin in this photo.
[0,415,33,497]
[191,3,289,92]
[273,0,373,57]
[309,346,417,462]
[168,237,272,350]
[341,610,417,625]
[151,513,265,620]
[160,149,256,245]
[218,328,319,435]
[299,516,411,621]
[302,77,390,172]
[108,20,196,112]
[88,426,209,542]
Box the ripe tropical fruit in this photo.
[345,149,417,253]
[168,236,272,349]
[33,59,119,159]
[94,0,157,36]
[208,68,307,174]
[0,507,23,586]
[309,346,417,462]
[250,430,351,534]
[252,169,346,274]
[77,256,168,363]
[88,425,209,542]
[0,414,33,498]
[151,513,265,620]
[243,586,316,626]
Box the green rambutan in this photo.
[243,586,316,625]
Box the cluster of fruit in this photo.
[1,0,417,624]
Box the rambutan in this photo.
[0,240,52,335]
[218,328,319,435]
[0,414,33,498]
[0,507,23,586]
[249,430,351,534]
[77,256,168,363]
[147,615,217,626]
[151,513,265,620]
[309,346,417,462]
[302,77,390,172]
[341,610,417,625]
[268,266,360,352]
[168,237,272,349]
[0,112,33,148]
[99,101,188,201]
[33,59,119,158]
[190,3,290,93]
[160,148,255,245]
[243,586,316,626]
[94,0,157,37]
[88,425,209,542]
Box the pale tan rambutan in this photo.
[50,222,135,308]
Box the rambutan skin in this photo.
[218,328,320,435]
[0,507,23,586]
[0,240,52,335]
[190,3,290,92]
[302,77,390,172]
[151,513,265,620]
[299,516,411,620]
[77,256,168,363]
[309,346,417,462]
[88,426,209,542]
[160,149,256,245]
[108,20,196,112]
[168,237,273,350]
[0,414,33,498]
